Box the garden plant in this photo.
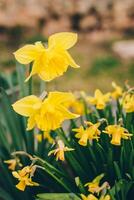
[0,32,134,200]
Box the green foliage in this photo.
[37,193,80,200]
[0,63,134,200]
[90,55,121,75]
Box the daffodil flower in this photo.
[100,195,110,200]
[4,158,22,171]
[85,174,105,194]
[12,166,39,191]
[123,94,134,113]
[48,140,74,161]
[103,125,132,145]
[81,194,110,200]
[87,89,111,110]
[81,194,98,200]
[14,32,80,82]
[12,91,79,131]
[73,121,101,146]
[111,82,123,100]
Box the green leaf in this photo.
[37,193,80,200]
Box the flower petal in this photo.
[12,95,42,117]
[48,32,78,50]
[14,45,38,64]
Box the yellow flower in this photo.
[81,194,98,200]
[73,121,101,146]
[14,32,79,82]
[48,140,74,161]
[36,131,54,144]
[12,92,79,131]
[87,89,111,110]
[81,194,110,200]
[4,158,22,171]
[100,195,110,200]
[12,166,39,191]
[103,125,132,145]
[85,174,104,194]
[123,94,134,113]
[111,82,123,100]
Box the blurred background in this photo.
[0,0,134,93]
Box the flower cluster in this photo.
[3,32,134,198]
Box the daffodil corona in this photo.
[12,166,39,191]
[87,89,111,110]
[14,32,79,82]
[12,91,79,131]
[48,140,74,161]
[73,121,101,146]
[103,125,132,145]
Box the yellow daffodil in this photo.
[103,125,132,145]
[12,166,39,191]
[14,32,79,82]
[81,194,98,200]
[111,82,123,100]
[100,195,110,200]
[36,131,54,144]
[85,174,105,194]
[81,194,110,200]
[73,121,101,146]
[12,91,79,131]
[4,158,22,171]
[87,89,111,110]
[123,94,134,113]
[48,140,74,161]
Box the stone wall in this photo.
[0,0,133,36]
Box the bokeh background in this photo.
[0,0,134,93]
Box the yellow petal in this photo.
[12,95,42,117]
[65,51,80,68]
[25,52,46,82]
[16,181,26,191]
[48,32,78,50]
[12,171,20,179]
[47,92,75,106]
[14,45,38,64]
[27,116,36,130]
[95,89,103,98]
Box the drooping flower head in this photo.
[4,158,22,171]
[73,121,101,146]
[12,91,79,131]
[48,140,74,161]
[14,32,79,82]
[12,166,39,191]
[103,125,132,145]
[87,89,111,110]
[85,174,105,194]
